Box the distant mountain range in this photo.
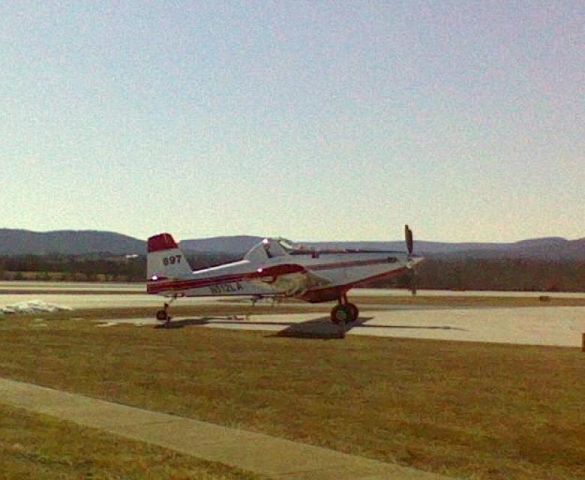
[0,229,145,256]
[0,229,583,261]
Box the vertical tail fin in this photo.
[147,233,193,281]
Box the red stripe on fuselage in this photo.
[298,266,409,303]
[147,263,307,294]
[147,257,401,295]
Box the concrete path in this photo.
[0,377,450,480]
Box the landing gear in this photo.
[331,304,353,324]
[155,298,176,327]
[330,294,359,324]
[156,307,169,321]
[347,303,359,322]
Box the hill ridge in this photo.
[0,229,583,260]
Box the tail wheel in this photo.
[155,309,169,322]
[347,303,359,322]
[331,305,352,324]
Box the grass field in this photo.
[0,314,584,479]
[0,403,265,480]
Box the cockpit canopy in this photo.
[243,237,306,263]
[242,237,402,263]
[275,237,296,251]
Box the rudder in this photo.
[147,233,192,280]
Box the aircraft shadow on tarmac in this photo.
[154,315,356,339]
[273,317,467,340]
[154,316,466,340]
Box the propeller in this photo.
[404,225,417,296]
[405,225,414,255]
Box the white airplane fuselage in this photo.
[147,236,421,303]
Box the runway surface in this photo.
[2,282,584,347]
[0,281,144,292]
[1,282,584,308]
[93,306,585,348]
[2,281,585,297]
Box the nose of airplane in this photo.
[407,255,424,268]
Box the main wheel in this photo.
[331,305,352,324]
[155,309,169,322]
[347,303,359,322]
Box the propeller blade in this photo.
[405,224,414,255]
[410,269,417,296]
[404,225,417,295]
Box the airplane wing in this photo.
[250,264,331,296]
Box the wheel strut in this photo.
[155,298,176,327]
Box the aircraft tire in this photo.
[347,303,359,322]
[155,309,168,321]
[331,305,352,324]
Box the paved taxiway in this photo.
[2,282,584,347]
[2,282,584,308]
[97,306,585,347]
[2,281,585,297]
[0,281,144,292]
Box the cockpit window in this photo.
[276,238,296,251]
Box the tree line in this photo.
[0,252,241,283]
[375,257,585,292]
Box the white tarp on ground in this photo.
[0,300,73,315]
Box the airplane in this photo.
[146,226,423,327]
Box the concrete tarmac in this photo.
[2,282,585,298]
[2,282,584,347]
[99,306,585,347]
[0,281,144,292]
[0,377,450,480]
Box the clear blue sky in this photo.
[1,1,583,242]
